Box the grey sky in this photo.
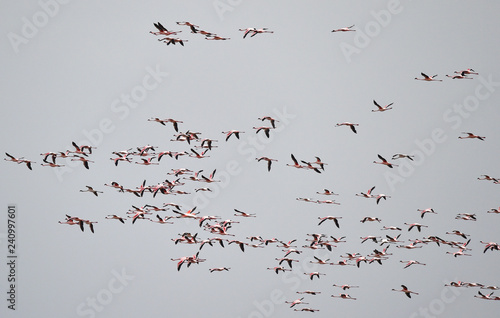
[2,1,500,317]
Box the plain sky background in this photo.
[2,0,500,317]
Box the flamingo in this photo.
[105,215,126,223]
[480,241,499,253]
[487,207,500,214]
[361,236,381,243]
[239,27,273,38]
[316,199,340,205]
[382,226,402,231]
[110,156,132,166]
[256,157,278,171]
[446,230,469,240]
[297,291,321,295]
[172,206,199,219]
[40,151,57,163]
[287,154,304,169]
[455,68,478,75]
[392,153,414,161]
[209,267,230,272]
[360,217,381,223]
[201,169,219,183]
[41,161,65,168]
[313,157,328,170]
[4,152,25,163]
[150,214,174,224]
[258,116,279,128]
[275,258,299,268]
[234,209,256,217]
[318,216,342,228]
[316,189,339,195]
[228,240,247,252]
[336,122,359,134]
[415,72,442,81]
[222,130,244,141]
[150,22,181,36]
[475,291,496,300]
[285,297,308,308]
[392,285,419,298]
[405,223,428,232]
[161,37,188,46]
[372,100,394,112]
[304,272,326,280]
[332,25,355,32]
[373,154,398,168]
[135,157,159,166]
[356,186,376,198]
[205,35,230,40]
[446,72,473,79]
[71,156,94,169]
[309,256,333,265]
[79,186,103,197]
[104,181,124,192]
[294,308,319,312]
[300,160,322,173]
[400,260,426,269]
[397,243,423,249]
[70,141,94,155]
[455,213,477,221]
[331,294,357,300]
[267,266,291,274]
[376,194,391,204]
[253,126,274,138]
[189,148,210,159]
[447,249,472,257]
[418,208,437,218]
[458,132,485,141]
[195,187,212,193]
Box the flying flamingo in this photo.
[332,25,355,32]
[258,116,279,128]
[356,186,376,198]
[392,285,419,298]
[79,186,103,197]
[418,208,437,218]
[105,215,126,223]
[256,157,278,171]
[373,154,398,168]
[222,130,244,141]
[392,153,414,161]
[372,100,394,112]
[304,272,326,280]
[415,72,442,81]
[150,22,181,36]
[336,122,359,134]
[331,294,357,300]
[285,297,308,308]
[458,132,485,141]
[400,260,426,269]
[71,156,94,169]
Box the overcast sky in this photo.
[2,1,500,317]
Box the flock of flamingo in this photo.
[5,20,499,314]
